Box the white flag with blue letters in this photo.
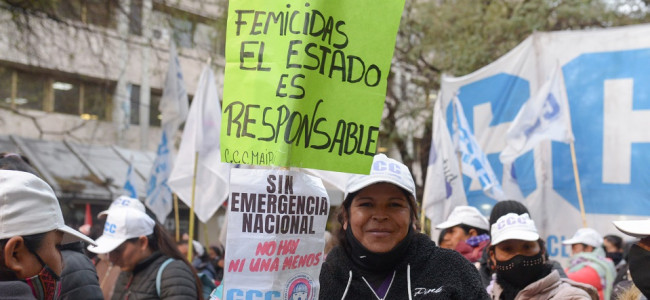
[500,64,574,164]
[146,42,189,223]
[423,99,467,230]
[453,96,505,201]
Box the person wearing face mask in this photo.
[436,206,491,262]
[319,154,488,299]
[487,213,598,300]
[0,170,97,300]
[477,201,568,288]
[0,153,104,300]
[603,235,627,274]
[563,227,617,300]
[612,219,650,300]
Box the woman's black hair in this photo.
[459,224,490,236]
[0,232,48,280]
[604,234,624,251]
[0,153,38,176]
[146,223,204,300]
[438,228,448,246]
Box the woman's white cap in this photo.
[490,213,539,245]
[97,195,145,218]
[613,219,650,238]
[562,228,602,248]
[345,154,416,200]
[436,206,490,231]
[0,170,96,246]
[87,207,155,254]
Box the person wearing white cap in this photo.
[97,195,146,218]
[612,219,650,299]
[0,170,96,300]
[93,194,147,299]
[436,206,490,262]
[87,207,201,299]
[562,228,616,300]
[319,154,488,299]
[487,213,598,300]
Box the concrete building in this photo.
[0,0,227,243]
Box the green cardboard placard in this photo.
[221,0,405,174]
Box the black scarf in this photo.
[344,224,414,273]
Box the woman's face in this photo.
[109,237,150,271]
[441,226,471,250]
[26,230,64,277]
[491,239,541,263]
[344,183,412,253]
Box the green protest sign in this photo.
[220,0,405,174]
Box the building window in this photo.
[86,0,117,28]
[1,65,113,120]
[16,70,46,111]
[56,0,116,29]
[130,84,141,125]
[53,80,80,115]
[0,66,12,106]
[84,82,112,120]
[129,0,143,35]
[149,93,162,127]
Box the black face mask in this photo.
[628,244,650,298]
[495,252,548,290]
[344,224,414,272]
[605,251,623,266]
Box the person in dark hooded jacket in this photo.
[59,241,103,300]
[319,154,488,300]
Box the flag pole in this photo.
[419,205,426,233]
[203,223,210,248]
[173,193,180,241]
[569,142,587,227]
[187,151,199,261]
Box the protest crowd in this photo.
[0,151,648,300]
[2,1,650,300]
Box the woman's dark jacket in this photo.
[111,252,198,300]
[319,233,489,299]
[60,242,103,300]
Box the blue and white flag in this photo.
[500,64,574,164]
[453,96,505,200]
[423,98,467,231]
[146,42,189,223]
[440,25,650,264]
[124,161,138,199]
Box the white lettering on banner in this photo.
[603,79,650,184]
[468,102,510,191]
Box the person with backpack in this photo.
[88,207,202,299]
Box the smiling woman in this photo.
[319,154,489,300]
